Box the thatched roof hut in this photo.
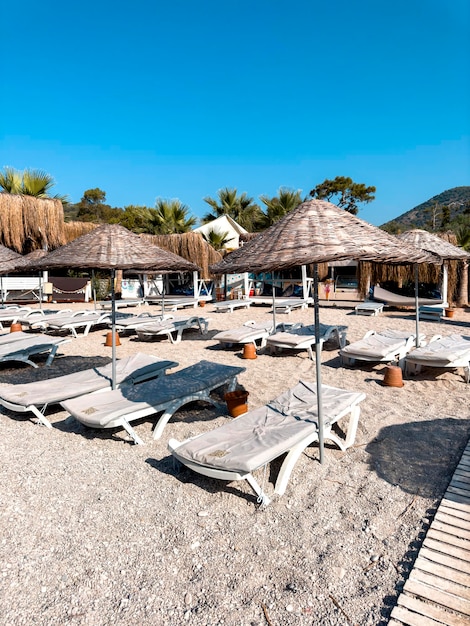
[142,232,223,279]
[0,194,65,253]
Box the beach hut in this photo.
[193,215,247,251]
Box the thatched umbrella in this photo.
[0,194,65,253]
[0,245,23,306]
[30,224,200,388]
[210,199,436,464]
[397,229,470,307]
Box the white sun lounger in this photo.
[168,381,366,507]
[45,311,111,337]
[0,307,33,330]
[266,323,347,360]
[0,335,71,368]
[405,334,470,382]
[113,312,168,333]
[0,331,38,345]
[16,309,73,329]
[0,353,178,428]
[354,301,384,316]
[61,360,246,445]
[213,320,275,349]
[135,315,210,344]
[213,299,254,313]
[340,329,424,366]
[272,298,311,314]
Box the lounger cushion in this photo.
[173,382,364,474]
[266,323,341,348]
[341,329,413,358]
[406,334,470,365]
[61,360,245,428]
[0,354,176,407]
[213,321,273,343]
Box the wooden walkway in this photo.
[389,439,470,625]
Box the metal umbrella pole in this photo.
[111,268,117,390]
[313,263,325,464]
[414,264,420,348]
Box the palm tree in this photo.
[202,187,263,231]
[202,229,234,251]
[259,187,304,228]
[0,167,68,202]
[149,199,197,234]
[455,223,470,306]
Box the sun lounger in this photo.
[0,335,71,368]
[272,298,310,314]
[98,298,145,310]
[405,334,470,382]
[340,329,424,366]
[0,331,36,345]
[135,315,210,343]
[145,297,200,311]
[168,380,366,507]
[355,301,384,316]
[45,311,111,337]
[0,353,178,428]
[113,312,169,333]
[16,309,73,329]
[213,320,275,349]
[213,298,254,313]
[61,360,246,444]
[266,323,347,360]
[372,285,443,307]
[418,304,445,321]
[0,307,35,330]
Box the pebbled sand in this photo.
[1,299,469,625]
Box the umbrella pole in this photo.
[414,264,420,348]
[111,269,117,390]
[313,263,325,464]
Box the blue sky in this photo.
[1,0,469,227]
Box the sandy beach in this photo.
[1,298,469,625]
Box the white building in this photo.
[193,215,247,251]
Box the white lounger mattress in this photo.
[406,334,470,365]
[0,354,177,408]
[341,329,413,359]
[171,382,365,475]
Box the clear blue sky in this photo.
[1,0,469,227]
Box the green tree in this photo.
[258,187,304,228]
[202,229,234,250]
[118,205,153,233]
[202,187,263,231]
[149,199,197,234]
[309,176,376,215]
[0,166,68,202]
[440,205,451,230]
[75,188,122,223]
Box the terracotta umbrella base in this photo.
[382,365,404,387]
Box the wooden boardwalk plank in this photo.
[410,568,470,601]
[404,579,470,616]
[414,555,470,587]
[419,546,470,575]
[424,536,470,562]
[390,604,450,625]
[439,505,470,522]
[397,593,467,626]
[431,515,470,543]
[427,527,470,552]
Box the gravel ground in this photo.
[1,300,469,625]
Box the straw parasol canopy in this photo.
[0,244,23,272]
[210,199,438,466]
[397,229,469,260]
[210,200,435,275]
[0,194,65,253]
[30,224,200,273]
[2,249,49,274]
[28,224,200,389]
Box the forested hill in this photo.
[381,186,470,232]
